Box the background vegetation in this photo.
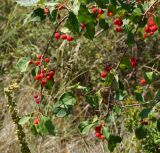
[0,0,160,153]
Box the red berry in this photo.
[28,60,33,65]
[108,12,113,17]
[95,125,102,132]
[41,69,46,74]
[44,58,50,63]
[105,66,110,72]
[116,26,122,32]
[61,34,67,40]
[81,23,86,29]
[113,18,119,25]
[150,25,158,32]
[46,75,51,80]
[44,7,49,15]
[147,18,155,27]
[35,74,41,80]
[98,9,104,14]
[35,98,40,104]
[130,57,137,68]
[139,78,146,85]
[37,54,43,60]
[92,7,98,14]
[49,70,55,77]
[67,36,74,41]
[95,132,101,138]
[34,118,39,125]
[40,73,45,78]
[149,32,154,36]
[144,26,151,33]
[41,79,46,86]
[34,93,38,99]
[54,32,60,39]
[34,61,40,66]
[101,71,107,78]
[100,135,105,140]
[118,19,123,26]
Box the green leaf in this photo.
[144,72,156,84]
[45,79,54,90]
[16,57,30,73]
[31,8,46,21]
[154,16,160,30]
[99,19,109,30]
[126,32,134,46]
[135,126,147,139]
[139,108,151,119]
[49,9,57,23]
[102,127,110,140]
[53,92,76,117]
[31,125,38,135]
[84,23,95,40]
[78,4,96,24]
[130,8,142,24]
[65,12,80,34]
[78,121,94,135]
[86,93,99,107]
[119,57,132,70]
[19,116,30,125]
[135,92,145,103]
[108,5,117,15]
[115,90,127,101]
[94,0,107,8]
[108,135,122,152]
[37,116,55,135]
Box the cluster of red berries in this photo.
[143,18,158,38]
[100,66,111,78]
[54,32,74,41]
[34,69,55,86]
[92,6,104,14]
[113,18,123,32]
[29,54,55,86]
[91,6,113,17]
[95,124,105,140]
[130,57,137,68]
